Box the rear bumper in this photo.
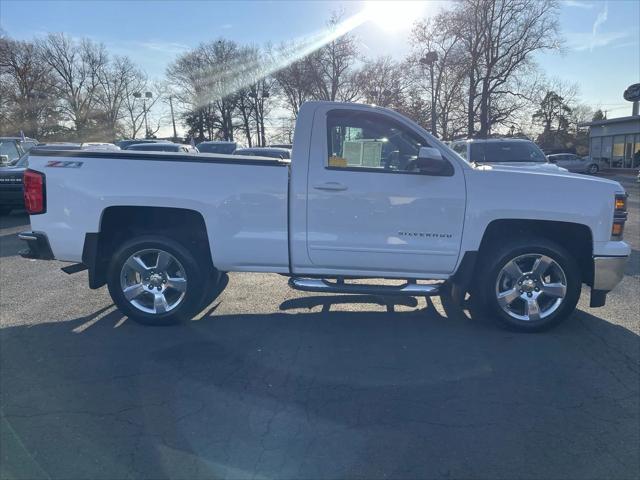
[590,255,629,307]
[18,231,54,260]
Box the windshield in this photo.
[0,141,22,164]
[471,141,547,163]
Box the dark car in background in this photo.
[116,139,165,149]
[233,147,291,159]
[196,141,237,154]
[0,136,39,161]
[0,152,28,215]
[0,139,26,166]
[125,142,199,153]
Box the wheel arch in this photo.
[83,206,214,289]
[475,219,594,286]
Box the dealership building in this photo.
[581,84,640,170]
[581,115,640,170]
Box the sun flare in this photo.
[363,1,428,32]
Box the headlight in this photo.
[611,193,628,240]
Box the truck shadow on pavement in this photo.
[2,296,639,480]
[0,212,29,258]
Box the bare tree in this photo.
[306,12,359,102]
[273,54,314,118]
[95,56,141,140]
[168,39,249,141]
[353,56,407,109]
[455,0,561,137]
[249,76,276,146]
[168,40,278,144]
[410,15,468,139]
[235,86,255,146]
[39,33,109,139]
[38,33,109,139]
[121,71,159,139]
[0,35,59,137]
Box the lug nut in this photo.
[535,287,539,291]
[518,281,522,285]
[519,289,523,293]
[527,292,532,297]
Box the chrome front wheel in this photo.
[495,254,567,322]
[120,248,188,315]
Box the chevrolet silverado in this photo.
[19,101,630,331]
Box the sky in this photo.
[1,0,639,137]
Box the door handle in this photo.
[313,182,348,191]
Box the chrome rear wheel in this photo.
[119,248,188,315]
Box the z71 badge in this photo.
[45,160,84,168]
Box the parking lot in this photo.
[1,175,638,479]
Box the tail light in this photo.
[23,169,46,214]
[611,193,627,240]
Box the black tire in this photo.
[471,237,581,332]
[107,235,213,326]
[588,164,599,174]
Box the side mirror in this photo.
[415,147,450,175]
[0,155,9,166]
[548,158,557,164]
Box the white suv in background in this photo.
[451,138,566,171]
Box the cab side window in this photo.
[326,110,429,172]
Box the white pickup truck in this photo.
[19,101,630,331]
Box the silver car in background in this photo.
[547,153,600,174]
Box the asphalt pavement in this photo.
[0,175,638,479]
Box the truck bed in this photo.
[27,149,291,272]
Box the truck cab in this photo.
[288,102,466,278]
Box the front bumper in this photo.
[590,255,629,307]
[18,231,54,260]
[593,256,628,290]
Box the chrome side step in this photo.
[288,277,442,296]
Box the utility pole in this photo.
[169,96,178,141]
[133,91,153,138]
[420,52,439,138]
[143,98,149,137]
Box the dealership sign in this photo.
[623,83,640,102]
